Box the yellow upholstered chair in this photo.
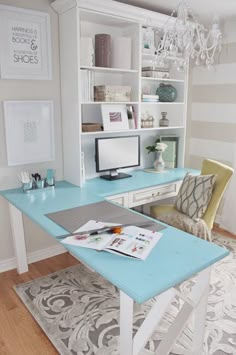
[150,159,234,240]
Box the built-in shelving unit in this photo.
[52,0,188,186]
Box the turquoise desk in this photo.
[1,169,228,355]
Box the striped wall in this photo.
[186,18,236,233]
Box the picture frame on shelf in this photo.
[142,26,155,54]
[160,135,179,168]
[3,100,55,166]
[101,104,129,131]
[0,4,52,80]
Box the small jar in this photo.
[159,112,169,127]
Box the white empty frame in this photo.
[3,100,55,166]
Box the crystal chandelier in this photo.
[155,1,222,70]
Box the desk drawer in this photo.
[106,193,129,207]
[128,182,180,208]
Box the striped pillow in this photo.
[175,173,216,219]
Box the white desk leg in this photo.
[9,202,28,273]
[120,290,133,355]
[192,267,211,355]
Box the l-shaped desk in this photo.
[1,168,228,355]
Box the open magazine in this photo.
[61,220,162,260]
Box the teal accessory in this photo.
[156,83,177,102]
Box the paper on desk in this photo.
[61,220,118,250]
[106,225,162,260]
[61,220,163,260]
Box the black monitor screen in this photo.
[95,136,140,180]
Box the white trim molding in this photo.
[0,244,66,273]
[51,0,169,27]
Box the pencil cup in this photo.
[46,169,56,186]
[36,179,45,189]
[22,180,33,192]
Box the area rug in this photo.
[14,233,236,355]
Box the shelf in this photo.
[142,52,182,61]
[142,77,184,83]
[81,126,184,135]
[81,102,139,105]
[81,129,139,136]
[80,66,138,74]
[82,101,183,105]
[140,126,185,131]
[141,102,184,105]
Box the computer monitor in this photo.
[95,135,140,180]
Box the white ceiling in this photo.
[114,0,236,24]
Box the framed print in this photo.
[160,135,179,168]
[3,100,55,166]
[101,105,129,131]
[142,26,155,54]
[0,5,52,80]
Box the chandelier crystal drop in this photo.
[154,0,222,70]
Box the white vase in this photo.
[153,151,165,171]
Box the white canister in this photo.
[112,37,132,69]
[80,37,94,66]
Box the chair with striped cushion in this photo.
[150,159,234,241]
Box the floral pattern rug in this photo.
[15,233,236,355]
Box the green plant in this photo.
[146,137,167,153]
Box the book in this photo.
[142,94,159,99]
[142,94,159,102]
[127,105,135,129]
[61,220,162,260]
[142,99,159,102]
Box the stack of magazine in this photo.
[61,220,162,260]
[142,94,159,102]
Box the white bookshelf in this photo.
[52,0,188,185]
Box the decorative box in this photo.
[82,123,102,132]
[142,66,170,79]
[94,85,131,102]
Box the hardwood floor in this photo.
[0,252,79,355]
[0,226,235,355]
[213,224,236,240]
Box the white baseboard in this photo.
[0,244,66,273]
[28,244,66,264]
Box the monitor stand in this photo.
[100,170,132,181]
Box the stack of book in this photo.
[142,94,159,102]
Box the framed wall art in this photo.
[3,100,55,166]
[101,104,129,131]
[160,135,179,168]
[0,5,52,80]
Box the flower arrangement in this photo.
[146,138,168,153]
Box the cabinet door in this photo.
[106,193,129,207]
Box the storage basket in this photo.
[82,123,102,132]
